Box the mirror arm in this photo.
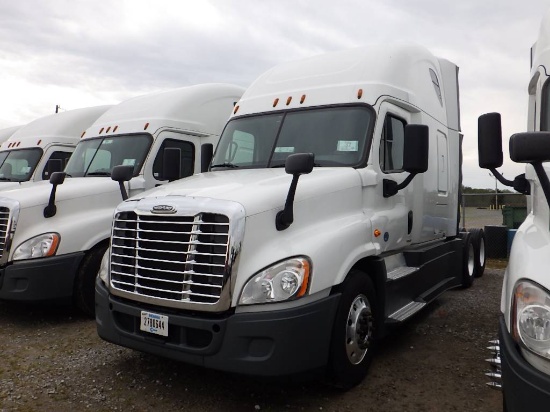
[276,174,300,231]
[489,168,514,187]
[383,173,417,198]
[119,182,128,201]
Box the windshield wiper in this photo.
[210,163,239,169]
[86,171,111,176]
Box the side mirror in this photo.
[45,159,63,178]
[477,112,527,194]
[383,124,429,198]
[284,152,315,175]
[162,147,181,182]
[44,172,67,218]
[403,124,429,174]
[478,112,503,169]
[111,165,134,201]
[201,143,213,172]
[509,132,550,163]
[276,153,315,231]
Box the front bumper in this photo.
[96,279,340,376]
[0,252,84,302]
[499,315,550,410]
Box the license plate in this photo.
[140,311,169,337]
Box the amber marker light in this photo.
[99,127,104,134]
[233,105,240,114]
[296,259,311,298]
[106,127,111,133]
[80,131,86,138]
[273,98,279,107]
[144,122,150,130]
[300,95,306,104]
[374,229,382,237]
[357,89,363,99]
[286,96,292,105]
[113,126,118,132]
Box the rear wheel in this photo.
[461,233,475,288]
[327,270,377,389]
[74,243,108,317]
[469,228,486,278]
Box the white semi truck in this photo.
[96,44,484,388]
[0,84,244,316]
[0,106,112,189]
[482,10,550,410]
[0,125,22,144]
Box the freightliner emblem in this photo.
[151,205,177,214]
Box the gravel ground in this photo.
[0,267,504,412]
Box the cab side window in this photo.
[380,115,406,172]
[42,151,73,180]
[153,139,195,181]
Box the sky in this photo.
[0,0,548,189]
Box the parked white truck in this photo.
[0,125,22,145]
[0,84,244,316]
[96,44,484,388]
[483,10,550,410]
[0,106,112,189]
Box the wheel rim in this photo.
[345,294,373,365]
[468,243,475,277]
[479,237,486,267]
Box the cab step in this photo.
[388,300,426,322]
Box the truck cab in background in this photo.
[0,125,22,146]
[96,44,483,388]
[0,84,244,316]
[0,106,112,189]
[482,9,550,411]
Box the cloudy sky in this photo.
[0,0,548,188]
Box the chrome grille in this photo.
[110,211,230,305]
[0,207,11,259]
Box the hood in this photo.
[130,168,363,217]
[0,177,122,209]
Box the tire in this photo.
[327,270,377,389]
[74,243,108,317]
[461,233,475,289]
[469,228,486,278]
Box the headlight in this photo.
[12,233,60,260]
[98,248,110,286]
[512,280,550,373]
[238,257,311,305]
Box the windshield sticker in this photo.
[122,159,136,166]
[22,166,31,173]
[274,147,295,153]
[337,141,358,152]
[103,140,113,145]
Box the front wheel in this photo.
[327,270,377,389]
[74,243,108,317]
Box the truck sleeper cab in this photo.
[0,84,244,316]
[0,106,112,190]
[96,44,482,388]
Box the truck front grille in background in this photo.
[110,211,230,304]
[0,207,11,259]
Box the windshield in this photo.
[64,134,152,177]
[211,106,373,169]
[0,148,43,182]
